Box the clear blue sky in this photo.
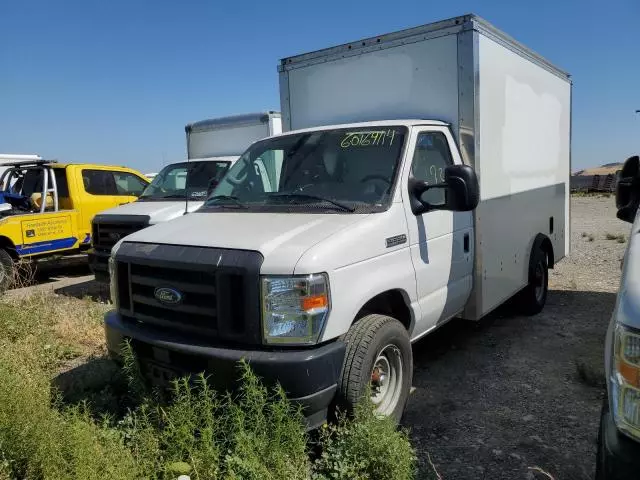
[1,0,638,172]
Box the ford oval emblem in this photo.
[154,287,183,305]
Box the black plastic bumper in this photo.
[598,399,640,479]
[105,310,346,428]
[87,248,110,283]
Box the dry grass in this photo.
[605,232,626,243]
[581,232,595,242]
[0,291,108,369]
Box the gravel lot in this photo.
[405,195,628,480]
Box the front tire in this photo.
[338,314,412,423]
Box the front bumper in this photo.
[105,310,346,428]
[597,399,640,479]
[87,248,110,283]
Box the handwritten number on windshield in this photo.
[340,129,397,148]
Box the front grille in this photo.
[115,242,263,345]
[92,215,150,251]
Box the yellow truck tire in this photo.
[0,249,14,293]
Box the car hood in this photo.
[121,210,369,273]
[96,200,204,224]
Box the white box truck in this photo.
[88,112,282,282]
[103,14,571,427]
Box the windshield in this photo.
[139,161,231,201]
[204,126,407,213]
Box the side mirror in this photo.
[408,164,480,216]
[616,155,640,223]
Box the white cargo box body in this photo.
[185,112,282,159]
[279,14,571,320]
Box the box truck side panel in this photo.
[189,122,271,159]
[269,116,282,136]
[282,34,460,132]
[463,32,571,319]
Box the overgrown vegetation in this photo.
[0,293,417,480]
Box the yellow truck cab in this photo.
[0,159,149,290]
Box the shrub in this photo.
[0,347,140,480]
[312,401,416,480]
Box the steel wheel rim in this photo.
[534,261,546,303]
[370,344,403,416]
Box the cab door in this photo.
[78,168,148,237]
[401,127,474,340]
[112,170,148,206]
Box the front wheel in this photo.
[337,314,413,423]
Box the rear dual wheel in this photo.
[338,314,413,422]
[518,247,549,315]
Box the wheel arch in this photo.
[353,289,415,334]
[0,236,18,260]
[531,233,554,272]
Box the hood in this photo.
[96,200,204,224]
[122,210,369,273]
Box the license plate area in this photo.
[142,360,180,387]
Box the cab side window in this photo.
[82,170,117,195]
[82,170,146,196]
[113,172,147,196]
[410,132,453,206]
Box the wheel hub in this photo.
[370,344,403,416]
[534,260,546,303]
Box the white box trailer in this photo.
[279,13,571,320]
[185,112,282,159]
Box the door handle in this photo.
[463,233,470,253]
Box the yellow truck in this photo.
[0,159,149,290]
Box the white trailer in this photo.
[279,13,571,320]
[104,14,571,427]
[185,112,282,160]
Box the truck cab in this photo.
[89,112,282,282]
[104,14,570,427]
[0,159,148,290]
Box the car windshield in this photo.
[139,161,231,201]
[204,126,407,213]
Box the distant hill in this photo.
[573,163,622,176]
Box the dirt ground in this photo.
[405,195,627,480]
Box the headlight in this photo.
[611,314,640,440]
[261,274,330,345]
[109,240,123,307]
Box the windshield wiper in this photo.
[270,193,356,212]
[206,195,247,208]
[160,194,190,199]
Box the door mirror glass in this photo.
[409,164,479,215]
[616,155,640,223]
